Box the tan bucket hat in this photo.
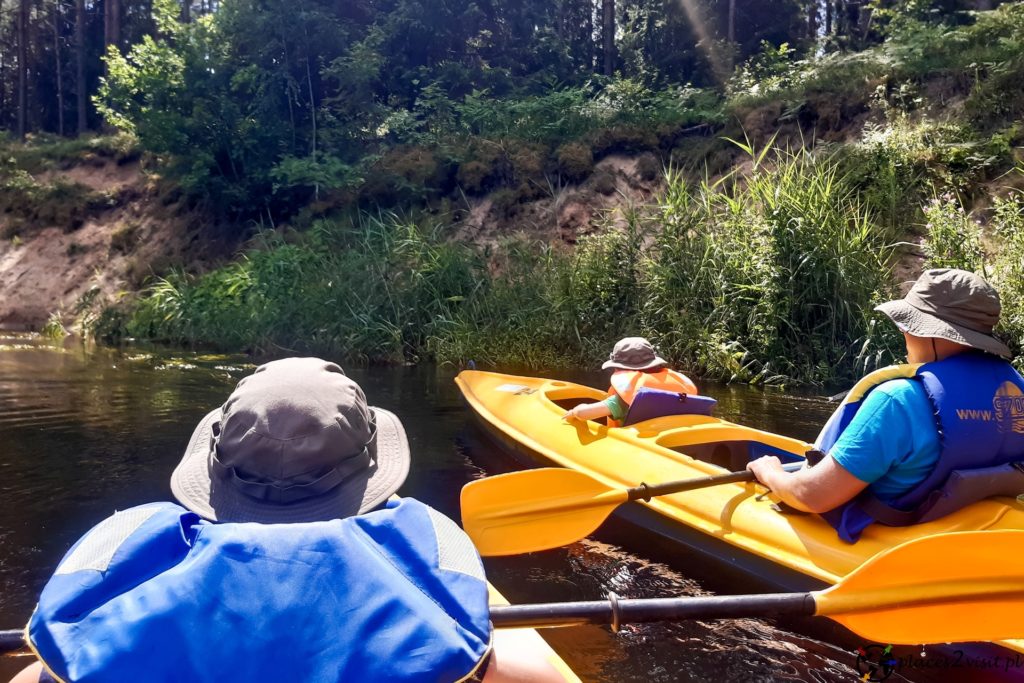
[876,268,1012,359]
[601,337,668,371]
[171,357,410,523]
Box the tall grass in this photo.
[643,143,898,384]
[919,188,1024,369]
[126,214,480,363]
[116,145,906,385]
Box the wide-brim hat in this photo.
[876,268,1012,359]
[601,336,668,371]
[171,358,410,524]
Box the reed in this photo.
[118,147,919,385]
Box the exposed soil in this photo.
[0,161,207,331]
[453,153,664,255]
[0,152,669,331]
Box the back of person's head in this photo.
[876,268,1011,359]
[171,357,410,523]
[601,336,668,372]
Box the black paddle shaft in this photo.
[626,461,804,501]
[490,592,816,630]
[0,629,25,655]
[0,593,817,652]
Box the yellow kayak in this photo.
[456,370,1024,658]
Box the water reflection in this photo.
[0,336,888,681]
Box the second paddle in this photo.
[461,462,803,556]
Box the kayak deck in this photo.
[457,370,1024,657]
[488,584,581,682]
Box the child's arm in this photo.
[563,401,613,421]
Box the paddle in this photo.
[489,530,1024,645]
[461,462,804,556]
[3,531,1022,654]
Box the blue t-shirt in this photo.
[829,378,940,501]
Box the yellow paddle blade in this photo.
[461,468,628,556]
[815,530,1024,644]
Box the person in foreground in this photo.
[11,358,564,683]
[564,336,698,426]
[747,268,1024,543]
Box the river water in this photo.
[0,333,942,682]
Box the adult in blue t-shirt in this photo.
[746,269,1014,514]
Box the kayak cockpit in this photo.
[540,382,812,471]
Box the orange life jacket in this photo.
[606,369,699,426]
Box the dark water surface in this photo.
[0,335,912,682]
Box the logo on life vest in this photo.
[993,382,1024,434]
[953,382,1024,434]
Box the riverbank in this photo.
[3,6,1023,385]
[99,146,1024,387]
[0,134,239,331]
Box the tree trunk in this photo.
[181,0,189,22]
[857,3,873,41]
[807,0,818,41]
[583,0,593,72]
[728,0,736,44]
[0,0,6,124]
[76,0,85,132]
[825,0,832,36]
[112,0,121,52]
[103,0,110,52]
[53,0,64,136]
[105,0,120,54]
[601,0,614,76]
[17,0,28,139]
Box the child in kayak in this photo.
[563,337,698,427]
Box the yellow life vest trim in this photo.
[844,363,923,404]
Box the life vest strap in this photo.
[852,461,1024,526]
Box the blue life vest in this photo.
[622,388,717,425]
[815,352,1024,543]
[28,498,491,683]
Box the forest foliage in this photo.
[5,0,1024,384]
[5,0,979,220]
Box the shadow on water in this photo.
[0,340,1017,681]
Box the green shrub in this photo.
[361,146,442,205]
[555,142,594,182]
[508,143,548,184]
[635,153,661,182]
[588,125,658,157]
[41,312,69,339]
[118,142,902,386]
[991,193,1024,362]
[0,133,141,174]
[921,193,986,272]
[456,160,494,194]
[110,222,141,254]
[0,165,110,234]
